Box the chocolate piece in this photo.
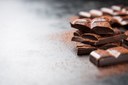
[91,21,114,34]
[90,10,103,17]
[79,11,91,18]
[120,20,128,26]
[98,42,120,50]
[112,16,125,26]
[111,5,122,11]
[101,7,114,15]
[96,33,127,45]
[73,30,84,36]
[122,7,128,13]
[72,33,127,46]
[71,36,96,45]
[113,16,128,26]
[77,44,97,55]
[70,18,91,32]
[114,11,128,16]
[90,46,128,67]
[81,33,101,40]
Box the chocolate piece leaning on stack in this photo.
[90,46,128,67]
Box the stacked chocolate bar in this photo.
[70,5,128,67]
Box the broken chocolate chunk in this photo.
[91,21,114,34]
[78,11,91,18]
[90,9,103,17]
[90,46,128,67]
[101,7,114,15]
[77,44,97,55]
[96,33,127,45]
[70,18,91,32]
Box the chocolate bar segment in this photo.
[77,44,97,55]
[96,33,127,45]
[78,11,91,18]
[101,7,114,15]
[111,5,122,11]
[90,9,103,17]
[70,18,91,32]
[91,21,114,34]
[90,46,128,67]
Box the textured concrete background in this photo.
[0,0,128,85]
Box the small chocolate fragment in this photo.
[114,11,128,16]
[79,11,91,18]
[90,9,103,17]
[122,6,128,13]
[111,5,122,11]
[77,44,97,55]
[91,21,114,34]
[70,18,91,32]
[101,7,114,15]
[90,46,128,67]
[113,16,128,26]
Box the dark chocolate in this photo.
[96,33,127,45]
[91,21,114,34]
[90,46,128,67]
[70,18,91,32]
[101,8,114,16]
[98,42,120,50]
[71,36,96,45]
[77,44,97,55]
[81,33,101,40]
[72,33,127,46]
[78,11,91,18]
[89,10,103,17]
